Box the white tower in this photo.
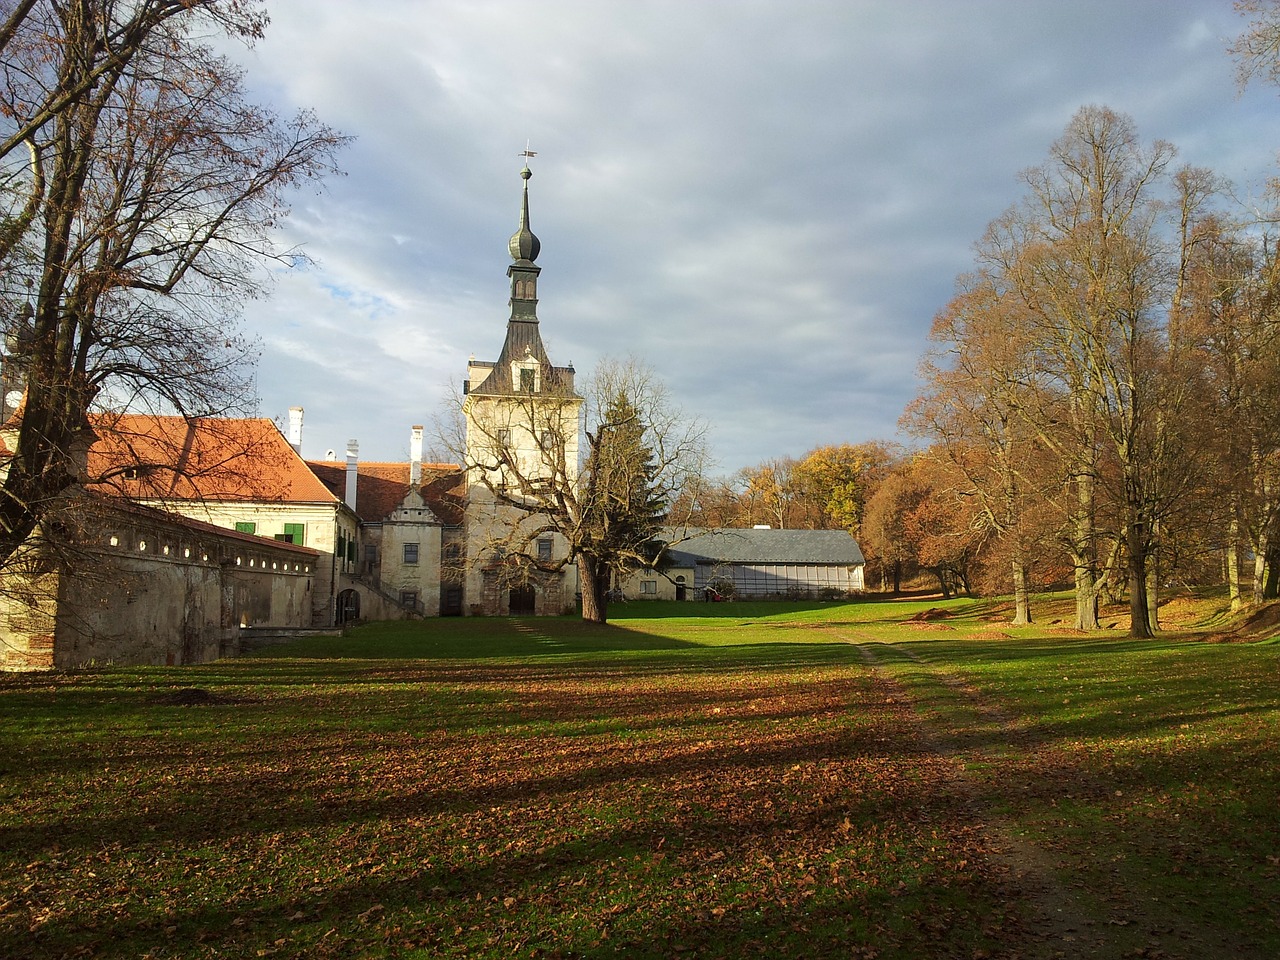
[462,160,582,615]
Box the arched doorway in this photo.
[337,588,360,625]
[675,576,687,602]
[509,584,535,616]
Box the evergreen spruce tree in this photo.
[579,389,668,605]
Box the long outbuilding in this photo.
[625,527,866,601]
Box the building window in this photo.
[400,590,418,610]
[640,580,657,595]
[537,537,553,561]
[496,427,512,448]
[234,521,256,535]
[520,367,537,392]
[365,544,377,571]
[404,542,420,564]
[281,522,305,545]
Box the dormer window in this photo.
[514,360,539,393]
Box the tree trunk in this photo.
[578,554,608,623]
[1072,471,1100,631]
[1073,557,1099,631]
[1011,558,1032,625]
[1128,521,1154,639]
[1145,518,1161,632]
[1145,565,1161,633]
[1252,532,1268,606]
[1227,515,1243,611]
[1265,545,1280,600]
[934,567,951,598]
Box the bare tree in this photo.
[452,357,708,624]
[1177,213,1280,608]
[1231,0,1280,92]
[0,1,346,578]
[974,107,1179,636]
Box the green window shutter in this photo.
[346,539,357,563]
[234,522,256,534]
[283,523,305,545]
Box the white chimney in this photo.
[410,425,423,485]
[344,439,359,510]
[287,406,304,454]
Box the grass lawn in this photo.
[2,592,1279,958]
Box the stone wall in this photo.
[0,501,319,671]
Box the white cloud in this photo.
[215,0,1278,473]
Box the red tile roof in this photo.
[85,414,338,504]
[306,460,465,525]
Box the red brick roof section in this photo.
[306,461,465,526]
[84,414,338,504]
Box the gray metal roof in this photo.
[662,527,865,567]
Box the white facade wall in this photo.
[462,390,583,616]
[377,513,444,615]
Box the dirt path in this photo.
[838,632,1214,959]
[848,637,1105,958]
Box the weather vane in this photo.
[519,140,537,166]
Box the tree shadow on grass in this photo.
[2,717,1009,960]
[246,617,704,661]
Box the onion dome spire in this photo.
[508,164,541,263]
[506,153,541,324]
[469,147,578,400]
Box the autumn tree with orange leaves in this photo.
[907,276,1059,623]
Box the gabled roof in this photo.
[305,461,466,526]
[663,527,865,567]
[85,414,338,504]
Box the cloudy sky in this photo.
[221,0,1280,474]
